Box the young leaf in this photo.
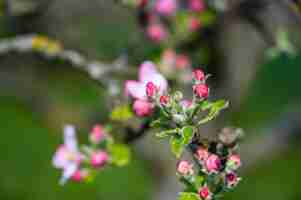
[170,136,185,158]
[178,192,200,200]
[156,128,179,138]
[110,104,133,122]
[198,100,229,126]
[108,143,131,167]
[181,126,195,145]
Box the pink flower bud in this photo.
[155,0,177,16]
[195,147,209,162]
[146,82,157,97]
[176,54,191,70]
[189,0,205,12]
[177,160,194,176]
[189,17,201,32]
[193,69,205,81]
[226,154,241,171]
[90,124,105,144]
[193,84,209,98]
[160,95,169,105]
[90,151,109,168]
[133,100,154,117]
[205,154,221,173]
[147,24,168,43]
[226,172,241,188]
[71,170,83,182]
[199,186,212,200]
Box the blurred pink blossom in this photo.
[52,125,82,185]
[155,0,177,16]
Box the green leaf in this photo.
[156,128,179,138]
[108,143,131,167]
[178,192,200,200]
[181,126,195,145]
[170,136,184,158]
[198,100,229,126]
[200,100,212,110]
[194,175,205,189]
[110,104,133,122]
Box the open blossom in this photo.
[226,154,241,171]
[147,23,168,42]
[91,151,109,168]
[188,0,205,12]
[133,99,154,116]
[125,61,168,100]
[155,0,177,16]
[52,125,82,185]
[177,160,194,176]
[204,154,221,174]
[199,186,212,200]
[90,124,105,144]
[125,61,168,116]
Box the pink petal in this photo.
[146,73,168,94]
[60,163,78,185]
[52,145,69,169]
[124,80,147,100]
[139,61,158,83]
[133,100,154,117]
[64,125,78,152]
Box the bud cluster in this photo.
[52,124,129,185]
[176,134,242,200]
[120,0,207,43]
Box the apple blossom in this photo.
[226,154,241,171]
[133,99,154,116]
[193,83,209,99]
[204,154,221,174]
[91,151,109,168]
[147,23,168,42]
[125,61,168,101]
[177,160,194,176]
[90,124,105,144]
[155,0,177,16]
[199,186,212,200]
[52,125,82,185]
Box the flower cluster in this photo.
[52,124,130,185]
[121,0,209,43]
[158,49,193,83]
[125,61,168,116]
[124,62,242,200]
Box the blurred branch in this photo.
[0,34,135,95]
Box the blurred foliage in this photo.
[233,54,301,130]
[224,145,301,200]
[0,96,153,200]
